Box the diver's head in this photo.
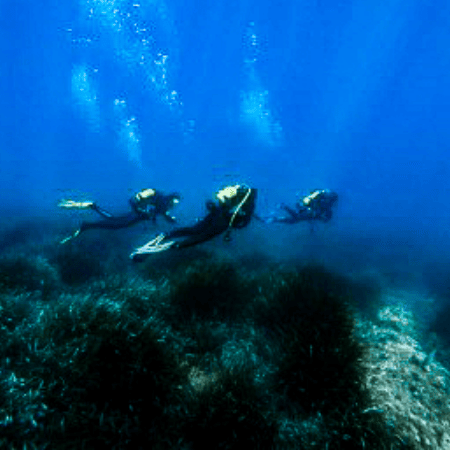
[326,191,338,206]
[318,189,338,206]
[167,192,181,208]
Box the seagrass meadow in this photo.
[0,218,449,450]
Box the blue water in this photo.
[2,0,450,281]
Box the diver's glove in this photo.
[130,233,176,261]
[58,200,95,210]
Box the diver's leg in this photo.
[130,216,226,259]
[165,221,209,239]
[81,213,143,231]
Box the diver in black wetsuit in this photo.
[59,188,180,244]
[260,189,338,224]
[130,184,257,260]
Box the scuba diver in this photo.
[130,184,257,260]
[58,188,181,244]
[260,189,338,224]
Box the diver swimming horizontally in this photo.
[58,188,181,244]
[130,184,257,261]
[259,189,338,224]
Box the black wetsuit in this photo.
[79,192,179,233]
[164,189,257,249]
